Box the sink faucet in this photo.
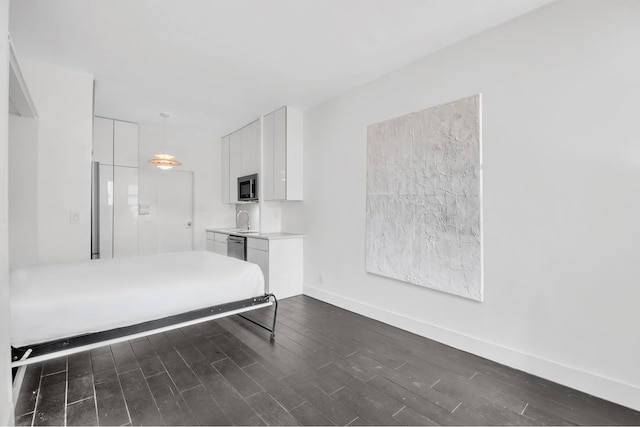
[236,210,250,231]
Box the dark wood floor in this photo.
[13,295,640,426]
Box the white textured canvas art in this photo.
[365,94,483,301]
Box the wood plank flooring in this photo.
[13,295,640,426]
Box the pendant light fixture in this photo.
[148,112,182,170]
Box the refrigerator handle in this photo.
[91,161,100,259]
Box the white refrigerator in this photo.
[91,161,139,259]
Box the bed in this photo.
[10,251,277,368]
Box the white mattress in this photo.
[10,251,265,347]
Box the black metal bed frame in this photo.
[11,293,278,369]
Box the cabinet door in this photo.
[247,247,269,292]
[268,238,303,299]
[229,130,242,203]
[273,107,287,200]
[285,108,304,200]
[113,166,139,257]
[114,120,138,167]
[221,135,230,204]
[98,164,114,259]
[214,241,227,256]
[262,112,275,201]
[241,120,259,176]
[206,231,216,252]
[93,117,113,165]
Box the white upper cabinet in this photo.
[229,129,242,203]
[263,106,303,201]
[93,117,114,165]
[93,117,138,167]
[221,135,230,204]
[241,120,259,177]
[223,119,260,204]
[220,109,301,204]
[273,107,286,200]
[262,112,275,201]
[114,120,139,167]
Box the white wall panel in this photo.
[8,114,38,269]
[20,59,94,263]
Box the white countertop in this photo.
[206,228,305,240]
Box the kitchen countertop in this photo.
[206,228,305,240]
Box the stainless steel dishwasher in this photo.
[227,235,246,260]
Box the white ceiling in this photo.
[10,0,555,135]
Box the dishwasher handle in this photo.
[227,235,247,260]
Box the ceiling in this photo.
[9,0,555,135]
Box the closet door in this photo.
[98,165,139,258]
[98,164,114,259]
[112,166,139,257]
[93,117,140,259]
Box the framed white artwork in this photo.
[365,94,483,301]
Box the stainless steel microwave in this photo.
[238,174,258,201]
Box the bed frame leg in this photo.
[237,293,278,341]
[269,293,278,341]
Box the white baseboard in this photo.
[303,284,640,412]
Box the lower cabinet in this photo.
[206,232,303,299]
[247,237,303,299]
[247,238,269,290]
[206,232,227,256]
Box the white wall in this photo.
[138,124,234,254]
[20,59,93,263]
[286,0,640,410]
[8,114,37,268]
[1,0,13,423]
